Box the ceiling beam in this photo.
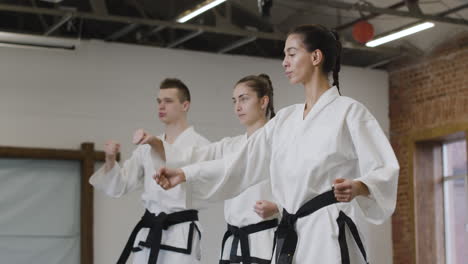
[90,0,108,16]
[106,23,139,41]
[334,1,406,31]
[341,39,401,56]
[437,3,468,17]
[128,0,149,19]
[299,0,468,27]
[166,29,203,48]
[229,1,274,31]
[218,36,256,53]
[366,56,403,69]
[404,0,423,15]
[225,1,232,24]
[0,3,402,55]
[0,3,284,40]
[29,0,48,31]
[44,13,73,36]
[361,3,468,69]
[147,25,166,36]
[373,3,468,41]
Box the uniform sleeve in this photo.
[89,146,146,198]
[182,119,276,202]
[347,103,400,224]
[162,138,230,168]
[275,201,284,218]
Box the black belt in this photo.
[275,189,369,264]
[219,218,278,264]
[117,209,200,264]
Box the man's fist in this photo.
[104,140,120,158]
[133,129,156,145]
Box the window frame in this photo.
[408,125,468,264]
[0,143,117,264]
[441,139,467,264]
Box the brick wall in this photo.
[389,33,468,264]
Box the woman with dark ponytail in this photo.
[156,25,399,264]
[148,74,280,263]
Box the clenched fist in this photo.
[153,167,186,190]
[254,200,279,219]
[333,178,369,202]
[103,140,120,172]
[104,140,120,159]
[133,129,156,145]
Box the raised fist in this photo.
[104,140,120,158]
[133,129,156,145]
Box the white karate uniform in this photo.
[90,126,209,264]
[163,133,279,262]
[181,87,399,263]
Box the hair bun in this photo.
[258,73,273,89]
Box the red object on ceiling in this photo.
[352,21,375,44]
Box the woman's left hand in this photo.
[333,178,369,202]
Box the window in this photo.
[0,159,81,264]
[442,139,467,264]
[0,143,107,264]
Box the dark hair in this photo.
[236,73,275,119]
[159,78,191,102]
[288,24,342,94]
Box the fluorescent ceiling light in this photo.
[0,31,77,50]
[366,22,434,47]
[177,0,227,23]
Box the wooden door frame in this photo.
[406,122,468,264]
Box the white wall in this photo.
[0,40,392,264]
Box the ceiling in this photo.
[0,0,467,69]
